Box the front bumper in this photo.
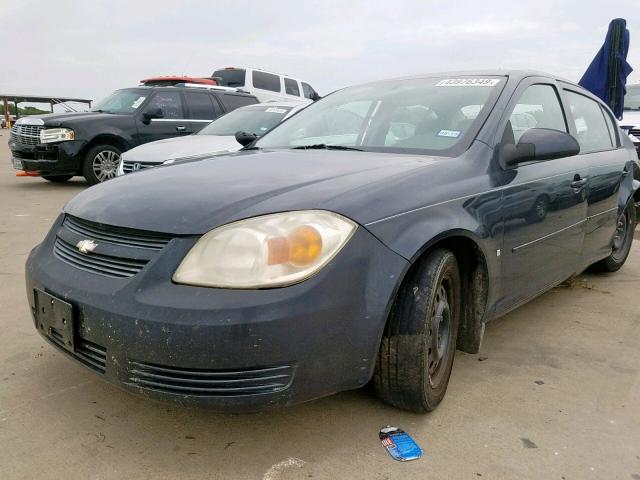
[9,140,86,175]
[25,216,408,410]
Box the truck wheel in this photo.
[42,175,73,183]
[83,144,121,185]
[593,202,636,272]
[373,248,461,413]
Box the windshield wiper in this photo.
[292,144,363,151]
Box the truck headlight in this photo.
[39,128,75,144]
[173,210,357,288]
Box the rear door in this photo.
[562,88,629,267]
[495,79,589,313]
[183,91,224,133]
[135,90,191,145]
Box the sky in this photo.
[1,0,639,104]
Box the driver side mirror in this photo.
[501,128,580,167]
[235,130,257,147]
[142,107,163,125]
[310,92,321,102]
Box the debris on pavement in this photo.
[379,426,423,461]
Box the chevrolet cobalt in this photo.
[26,71,639,412]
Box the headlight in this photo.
[173,210,357,288]
[40,128,75,143]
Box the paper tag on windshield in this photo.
[131,96,146,109]
[437,129,461,138]
[265,107,287,114]
[436,78,500,87]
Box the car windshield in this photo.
[92,89,148,114]
[255,77,505,155]
[624,85,640,111]
[198,105,293,136]
[212,69,246,87]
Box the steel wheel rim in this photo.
[428,282,452,387]
[92,150,120,182]
[612,209,631,261]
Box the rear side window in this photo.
[252,71,281,92]
[184,92,222,120]
[147,91,184,119]
[565,90,614,153]
[302,82,317,99]
[601,106,619,147]
[504,84,567,144]
[220,93,259,111]
[284,78,300,96]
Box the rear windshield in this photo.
[212,69,246,87]
[256,76,505,155]
[198,105,293,136]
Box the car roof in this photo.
[119,85,256,98]
[365,69,577,86]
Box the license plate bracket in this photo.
[34,289,74,353]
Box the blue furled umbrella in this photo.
[579,18,633,119]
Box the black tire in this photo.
[83,144,122,185]
[42,175,73,183]
[526,196,549,223]
[593,202,636,272]
[373,248,461,413]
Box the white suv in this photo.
[212,67,319,104]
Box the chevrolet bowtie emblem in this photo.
[76,239,98,254]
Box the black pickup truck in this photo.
[8,85,258,184]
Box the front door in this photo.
[495,80,589,313]
[135,91,192,146]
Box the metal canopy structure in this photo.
[1,93,92,126]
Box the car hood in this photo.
[65,149,442,235]
[25,111,125,127]
[122,135,242,163]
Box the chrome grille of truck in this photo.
[10,124,43,145]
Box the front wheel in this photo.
[83,144,122,185]
[593,202,636,272]
[373,248,461,413]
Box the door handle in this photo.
[571,175,588,190]
[176,126,187,132]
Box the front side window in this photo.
[146,91,184,119]
[212,69,246,87]
[503,84,567,145]
[184,92,222,120]
[284,78,300,96]
[565,90,614,153]
[92,89,148,114]
[252,71,281,92]
[256,76,505,155]
[198,105,293,136]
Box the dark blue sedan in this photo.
[26,71,640,412]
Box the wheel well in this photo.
[80,135,130,165]
[401,235,490,354]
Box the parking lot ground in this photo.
[0,132,639,480]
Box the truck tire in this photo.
[373,248,461,413]
[83,144,122,185]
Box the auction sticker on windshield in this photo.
[131,96,146,109]
[436,78,500,87]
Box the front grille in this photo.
[11,150,36,160]
[48,334,107,373]
[10,124,43,145]
[64,215,171,250]
[122,160,162,174]
[629,127,640,138]
[127,361,295,396]
[54,237,148,278]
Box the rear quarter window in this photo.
[220,94,259,112]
